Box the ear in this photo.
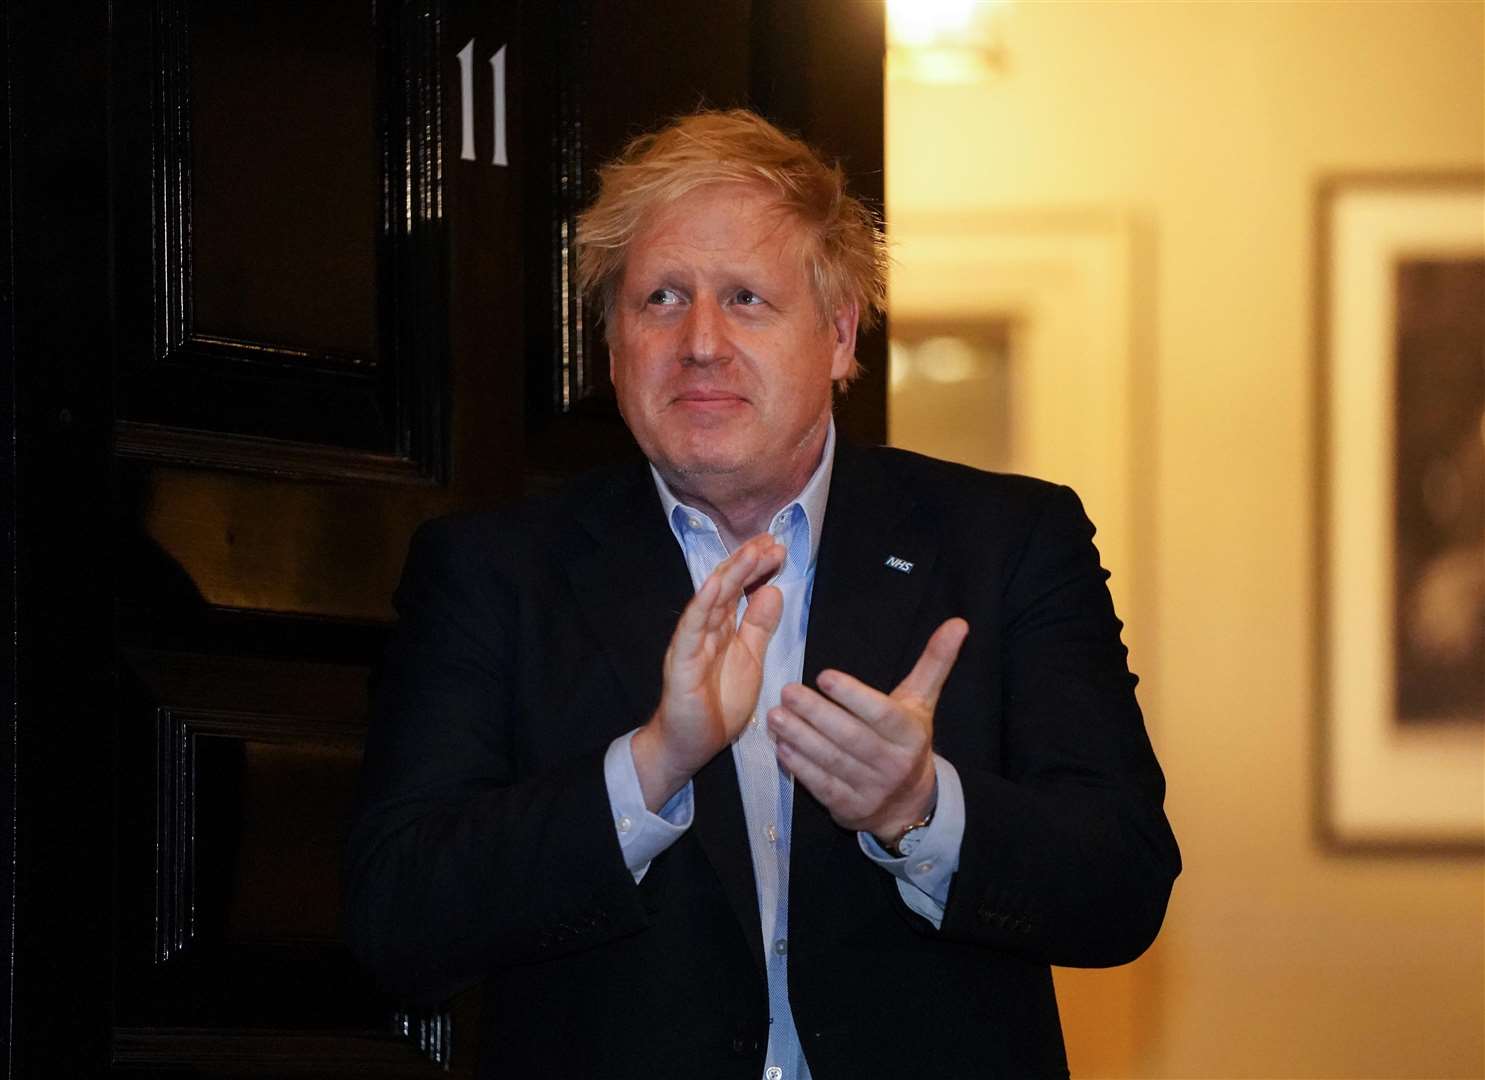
[608,312,622,384]
[604,291,621,383]
[828,300,860,383]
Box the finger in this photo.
[892,617,969,707]
[668,573,721,662]
[705,543,785,641]
[696,550,761,637]
[772,727,864,822]
[812,670,911,741]
[675,539,782,656]
[781,681,912,760]
[769,705,878,790]
[709,537,775,605]
[740,538,786,595]
[736,584,783,656]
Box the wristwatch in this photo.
[881,809,934,858]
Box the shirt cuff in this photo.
[857,754,966,929]
[604,729,694,883]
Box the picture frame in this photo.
[1314,172,1485,853]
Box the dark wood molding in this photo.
[154,707,367,965]
[114,0,451,484]
[0,0,18,1064]
[115,422,440,486]
[383,0,452,480]
[153,704,368,968]
[391,1008,454,1068]
[550,0,595,415]
[148,0,380,378]
[112,1026,450,1071]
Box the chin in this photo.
[664,449,752,481]
[652,427,755,475]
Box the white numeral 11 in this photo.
[457,39,508,167]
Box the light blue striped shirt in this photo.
[603,421,966,1080]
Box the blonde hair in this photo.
[576,109,887,382]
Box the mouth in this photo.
[670,389,749,410]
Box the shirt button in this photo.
[766,1068,784,1080]
[687,516,702,530]
[773,938,787,956]
[916,860,935,874]
[616,816,632,834]
[765,824,778,844]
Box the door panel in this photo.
[112,0,453,480]
[112,652,444,1071]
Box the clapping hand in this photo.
[631,534,786,811]
[768,617,969,843]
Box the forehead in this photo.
[625,182,808,274]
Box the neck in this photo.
[662,421,830,550]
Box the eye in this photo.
[733,289,764,306]
[646,287,682,306]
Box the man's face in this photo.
[609,183,856,504]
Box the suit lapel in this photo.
[793,440,942,865]
[563,466,764,971]
[565,467,693,727]
[692,747,765,972]
[801,441,940,699]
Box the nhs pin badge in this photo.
[883,555,914,574]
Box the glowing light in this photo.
[888,0,981,48]
[917,337,981,384]
[887,1,1012,85]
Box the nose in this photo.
[680,297,729,368]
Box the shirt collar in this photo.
[650,417,836,571]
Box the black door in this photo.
[2,2,885,1075]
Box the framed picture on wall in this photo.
[1315,172,1485,853]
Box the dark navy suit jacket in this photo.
[344,438,1180,1079]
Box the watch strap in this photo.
[882,808,935,858]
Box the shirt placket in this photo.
[754,507,804,1080]
[676,505,809,1080]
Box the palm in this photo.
[657,537,785,773]
[689,610,771,738]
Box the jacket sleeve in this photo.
[342,518,652,1005]
[937,484,1181,967]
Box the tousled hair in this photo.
[575,109,887,383]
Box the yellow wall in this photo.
[887,3,1485,1077]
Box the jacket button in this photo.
[731,1037,746,1055]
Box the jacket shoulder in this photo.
[406,460,642,562]
[859,444,1070,516]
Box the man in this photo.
[345,110,1179,1080]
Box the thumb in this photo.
[893,617,969,707]
[737,584,783,656]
